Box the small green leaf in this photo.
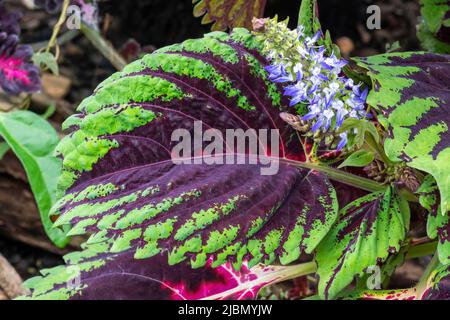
[385,41,401,53]
[339,118,379,142]
[338,150,374,169]
[0,111,69,247]
[297,0,321,36]
[338,118,360,132]
[417,0,450,53]
[0,105,57,161]
[339,118,380,148]
[0,142,10,160]
[41,102,56,120]
[32,52,59,75]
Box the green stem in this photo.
[283,158,418,202]
[366,134,392,165]
[415,253,439,299]
[190,154,417,201]
[282,158,386,193]
[80,22,126,71]
[282,261,317,281]
[406,241,437,259]
[46,0,70,53]
[32,30,79,52]
[296,132,310,163]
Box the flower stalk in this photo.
[255,18,370,151]
[45,0,70,56]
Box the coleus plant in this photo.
[20,0,450,300]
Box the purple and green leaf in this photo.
[355,52,450,215]
[353,262,450,300]
[22,238,311,300]
[338,288,417,300]
[51,160,337,270]
[316,186,410,299]
[422,263,450,300]
[419,175,450,264]
[22,29,339,299]
[336,263,450,300]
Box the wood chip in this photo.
[336,37,355,58]
[41,73,72,99]
[0,253,26,299]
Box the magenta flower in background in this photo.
[0,4,40,95]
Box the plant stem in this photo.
[296,132,310,162]
[283,158,418,202]
[366,134,392,165]
[46,0,70,54]
[80,22,127,71]
[282,158,386,193]
[406,241,437,259]
[282,261,317,281]
[189,154,417,201]
[415,253,439,299]
[410,236,433,246]
[32,30,79,52]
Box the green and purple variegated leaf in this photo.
[422,263,450,300]
[339,288,417,300]
[52,159,337,270]
[23,160,337,299]
[316,186,410,299]
[339,266,450,300]
[353,244,408,292]
[192,0,267,31]
[418,0,450,54]
[22,29,340,299]
[355,52,450,215]
[57,28,304,193]
[419,175,450,264]
[22,238,304,300]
